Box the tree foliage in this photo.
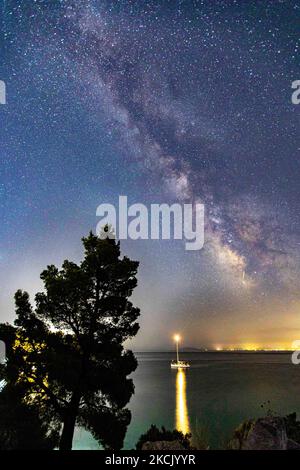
[0,232,140,450]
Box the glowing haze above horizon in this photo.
[0,0,300,351]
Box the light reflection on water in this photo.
[175,368,190,434]
[74,352,300,449]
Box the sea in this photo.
[73,351,300,449]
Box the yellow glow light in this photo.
[176,368,190,435]
[174,334,181,342]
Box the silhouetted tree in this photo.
[0,231,140,450]
[0,323,60,449]
[0,384,60,450]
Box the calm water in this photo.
[73,352,300,449]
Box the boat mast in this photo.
[174,334,180,362]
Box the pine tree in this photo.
[0,231,140,450]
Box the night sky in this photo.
[0,0,299,350]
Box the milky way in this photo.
[1,1,300,349]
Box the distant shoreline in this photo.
[134,350,293,354]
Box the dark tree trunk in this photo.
[59,413,77,450]
[59,391,81,451]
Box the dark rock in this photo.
[287,439,300,449]
[228,416,288,450]
[141,440,186,450]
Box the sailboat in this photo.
[170,334,190,368]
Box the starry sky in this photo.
[0,0,299,351]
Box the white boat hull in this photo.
[170,361,190,369]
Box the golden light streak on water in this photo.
[175,368,190,434]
